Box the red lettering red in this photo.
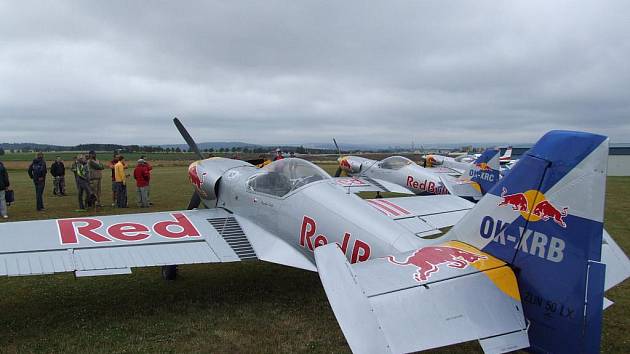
[58,218,110,244]
[406,176,413,187]
[351,240,371,263]
[300,216,316,250]
[153,213,201,239]
[314,235,328,248]
[108,223,150,242]
[338,232,351,255]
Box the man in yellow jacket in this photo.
[114,156,129,208]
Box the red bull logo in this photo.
[498,187,568,228]
[387,246,486,282]
[188,163,208,198]
[475,162,492,171]
[339,157,352,171]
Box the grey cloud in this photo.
[0,0,628,146]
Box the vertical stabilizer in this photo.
[447,131,610,353]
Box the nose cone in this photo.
[188,161,209,198]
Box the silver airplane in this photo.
[0,121,628,354]
[334,148,501,201]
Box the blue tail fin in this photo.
[467,148,501,195]
[447,131,609,353]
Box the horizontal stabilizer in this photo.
[333,177,414,195]
[601,229,630,291]
[315,242,529,354]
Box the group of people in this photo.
[0,151,154,219]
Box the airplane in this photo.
[499,146,513,164]
[333,143,501,201]
[0,122,628,354]
[425,146,513,167]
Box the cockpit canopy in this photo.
[379,156,414,170]
[247,158,330,197]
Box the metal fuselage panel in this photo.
[344,156,449,195]
[215,167,427,265]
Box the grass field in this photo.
[0,165,628,353]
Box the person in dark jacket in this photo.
[50,156,66,196]
[27,152,47,211]
[0,161,10,219]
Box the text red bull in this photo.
[386,246,486,282]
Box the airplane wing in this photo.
[315,241,529,354]
[333,177,414,195]
[426,166,463,175]
[439,175,483,200]
[365,195,474,237]
[0,209,315,277]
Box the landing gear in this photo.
[161,265,178,280]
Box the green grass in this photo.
[0,168,628,353]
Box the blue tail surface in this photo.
[468,148,501,195]
[448,131,609,353]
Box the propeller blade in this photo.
[334,167,342,177]
[333,138,341,156]
[173,117,205,160]
[187,192,202,210]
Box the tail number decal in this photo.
[299,216,371,263]
[480,216,565,262]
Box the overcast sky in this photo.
[1,1,628,146]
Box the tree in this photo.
[0,148,4,155]
[175,147,182,153]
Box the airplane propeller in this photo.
[173,117,204,210]
[333,137,343,177]
[174,117,205,160]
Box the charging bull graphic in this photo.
[498,187,528,212]
[475,162,492,172]
[532,200,568,228]
[387,246,487,282]
[188,164,208,198]
[498,187,568,228]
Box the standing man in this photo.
[50,156,66,196]
[0,160,10,219]
[70,155,80,191]
[140,155,153,206]
[75,154,93,211]
[108,153,119,206]
[114,155,128,208]
[87,151,104,207]
[27,152,47,211]
[134,159,151,207]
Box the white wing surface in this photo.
[315,242,529,354]
[333,177,414,195]
[0,209,314,277]
[364,195,474,237]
